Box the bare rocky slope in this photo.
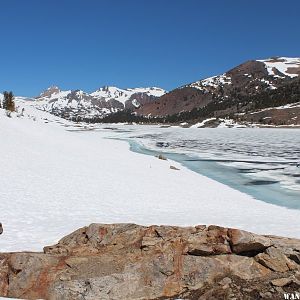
[133,57,300,126]
[137,57,300,117]
[1,223,300,299]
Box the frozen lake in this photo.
[1,110,300,252]
[102,126,300,210]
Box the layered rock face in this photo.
[1,223,300,299]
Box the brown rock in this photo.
[228,228,272,254]
[187,226,231,256]
[0,255,9,296]
[255,246,298,273]
[218,277,232,286]
[157,154,167,160]
[271,277,292,287]
[0,223,299,300]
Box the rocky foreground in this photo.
[0,224,300,299]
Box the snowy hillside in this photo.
[34,85,166,120]
[137,56,300,118]
[187,56,300,92]
[1,105,300,253]
[188,73,233,91]
[257,57,300,78]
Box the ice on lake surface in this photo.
[103,126,300,210]
[2,111,300,252]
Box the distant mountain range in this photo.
[33,86,166,119]
[5,56,300,125]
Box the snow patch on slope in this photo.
[91,86,166,104]
[257,57,300,78]
[185,57,300,93]
[91,86,131,105]
[187,74,232,91]
[190,118,216,128]
[127,87,166,97]
[249,101,300,114]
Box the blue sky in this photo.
[0,0,299,96]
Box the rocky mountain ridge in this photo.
[0,223,299,299]
[34,85,166,120]
[136,57,300,120]
[3,56,300,125]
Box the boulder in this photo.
[271,277,293,287]
[170,165,180,170]
[0,255,9,295]
[255,246,298,273]
[187,225,231,256]
[157,154,167,160]
[228,228,272,254]
[0,223,299,299]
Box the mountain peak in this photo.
[47,85,60,90]
[38,86,61,99]
[97,85,120,92]
[137,56,300,118]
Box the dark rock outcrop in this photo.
[0,223,300,299]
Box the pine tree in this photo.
[2,91,8,109]
[7,91,15,112]
[2,91,15,112]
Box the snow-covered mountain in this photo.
[2,56,299,125]
[137,56,300,117]
[34,85,166,119]
[188,57,300,92]
[91,86,165,105]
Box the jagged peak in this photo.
[38,86,61,98]
[46,85,60,91]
